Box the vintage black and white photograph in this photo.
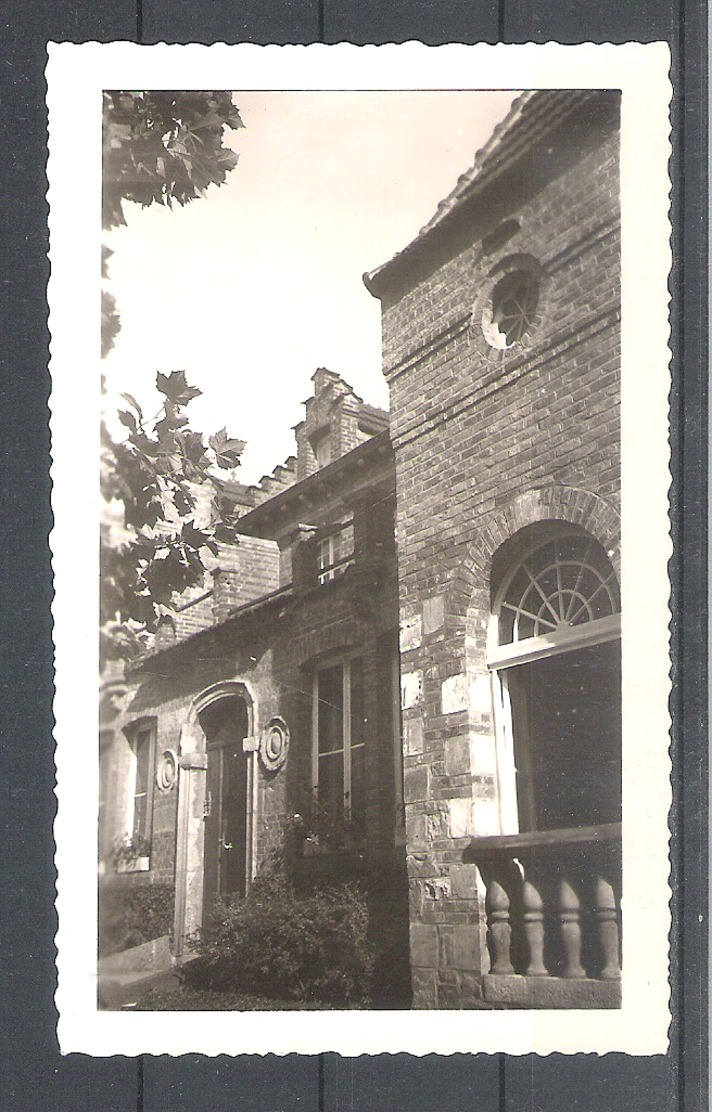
[49,42,672,1056]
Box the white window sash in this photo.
[124,723,155,860]
[317,524,355,585]
[313,659,359,811]
[487,612,621,670]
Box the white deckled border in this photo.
[48,40,672,1057]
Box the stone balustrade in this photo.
[465,823,622,1008]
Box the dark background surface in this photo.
[0,2,706,1109]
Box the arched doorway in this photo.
[173,682,257,958]
[199,695,250,906]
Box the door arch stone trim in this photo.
[173,679,258,959]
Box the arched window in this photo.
[489,527,621,833]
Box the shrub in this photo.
[181,864,375,1006]
[99,883,174,957]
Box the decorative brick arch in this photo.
[450,487,621,619]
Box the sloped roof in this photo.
[126,584,293,675]
[358,402,390,433]
[364,89,604,299]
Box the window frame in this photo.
[487,530,621,835]
[124,718,157,867]
[311,656,366,825]
[316,520,355,585]
[490,270,540,347]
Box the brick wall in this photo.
[211,536,280,622]
[375,107,621,1007]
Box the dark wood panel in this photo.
[499,0,676,43]
[142,1056,319,1111]
[324,0,499,45]
[142,0,320,44]
[322,1053,502,1112]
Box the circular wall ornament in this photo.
[482,269,540,350]
[156,749,178,792]
[475,253,544,355]
[259,717,290,773]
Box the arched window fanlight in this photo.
[498,534,620,647]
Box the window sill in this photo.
[116,855,151,874]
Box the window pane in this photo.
[318,665,343,754]
[133,793,148,842]
[341,523,354,558]
[134,730,151,796]
[317,523,354,584]
[350,659,365,746]
[349,744,366,832]
[508,640,621,831]
[318,750,344,817]
[318,538,332,572]
[132,728,152,842]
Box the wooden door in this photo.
[199,696,249,912]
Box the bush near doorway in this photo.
[181,863,375,1006]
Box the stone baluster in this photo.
[486,877,514,974]
[522,878,548,976]
[559,878,586,978]
[595,877,621,980]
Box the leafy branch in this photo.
[102,90,244,355]
[101,371,245,660]
[100,91,246,661]
[103,90,244,230]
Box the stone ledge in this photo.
[98,934,173,975]
[483,973,621,1009]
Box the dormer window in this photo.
[317,521,354,585]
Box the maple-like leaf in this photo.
[119,392,143,420]
[155,370,202,406]
[209,427,246,470]
[180,521,212,549]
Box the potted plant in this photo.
[110,833,151,873]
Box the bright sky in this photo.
[103,91,517,484]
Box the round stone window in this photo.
[483,269,540,350]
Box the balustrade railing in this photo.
[465,823,622,1007]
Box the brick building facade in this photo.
[100,90,622,1010]
[365,88,622,1008]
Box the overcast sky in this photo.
[103,90,517,484]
